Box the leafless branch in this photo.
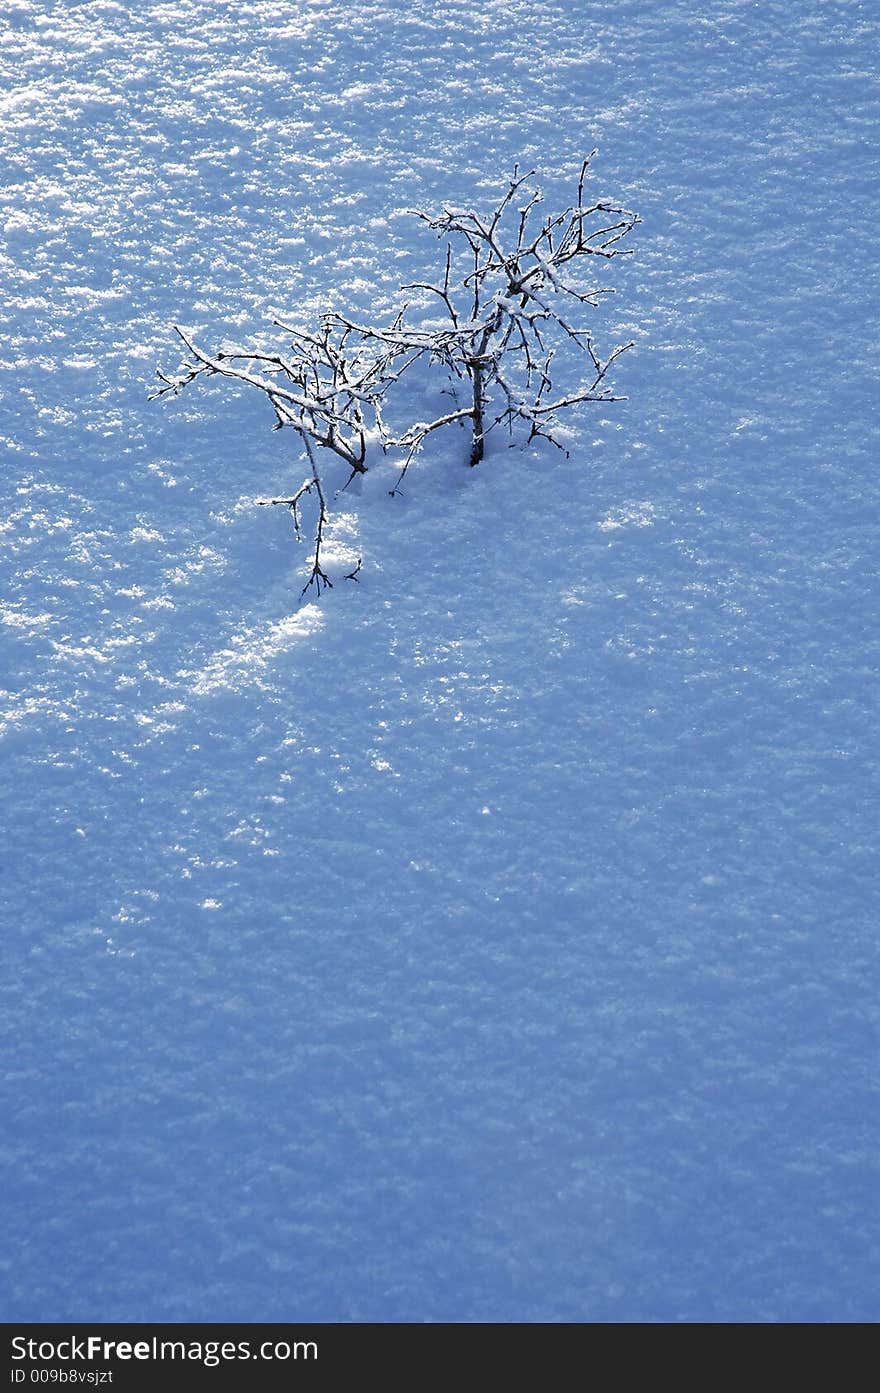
[153,155,639,598]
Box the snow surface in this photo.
[2,0,878,1323]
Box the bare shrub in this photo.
[153,155,639,594]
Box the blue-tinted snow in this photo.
[1,0,878,1322]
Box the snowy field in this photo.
[2,0,878,1322]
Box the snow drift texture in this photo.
[1,0,878,1322]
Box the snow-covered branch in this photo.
[153,155,639,595]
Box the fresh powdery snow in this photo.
[1,0,878,1323]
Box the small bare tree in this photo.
[151,318,392,594]
[388,151,640,480]
[152,155,639,593]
